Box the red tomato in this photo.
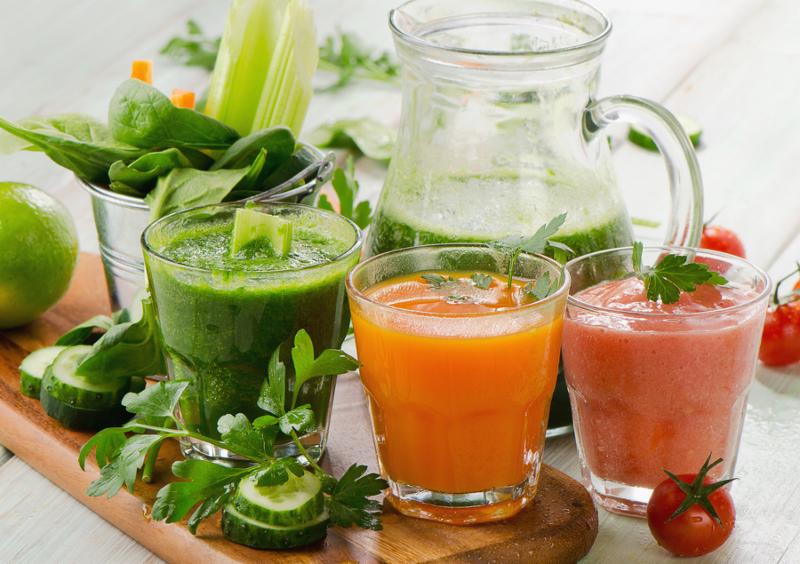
[700,225,746,258]
[760,301,800,366]
[647,458,735,557]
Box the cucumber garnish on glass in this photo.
[78,329,387,550]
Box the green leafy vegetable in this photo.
[523,272,557,301]
[307,118,395,162]
[107,148,197,195]
[0,114,144,184]
[318,31,400,91]
[109,79,239,150]
[78,331,386,542]
[159,19,221,72]
[144,152,265,219]
[55,315,114,346]
[327,464,386,530]
[631,241,728,304]
[493,213,569,288]
[210,126,295,175]
[470,273,493,290]
[421,273,450,289]
[317,156,372,229]
[76,295,166,380]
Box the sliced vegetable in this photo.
[629,114,702,151]
[40,346,133,430]
[204,0,318,136]
[19,346,66,398]
[109,79,239,150]
[231,471,323,527]
[222,505,329,549]
[170,89,196,110]
[130,60,153,84]
[230,207,293,257]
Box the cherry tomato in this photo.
[647,457,735,557]
[700,225,746,258]
[760,300,800,366]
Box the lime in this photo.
[0,182,78,328]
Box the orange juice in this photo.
[348,267,567,524]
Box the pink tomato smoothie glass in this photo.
[562,246,770,516]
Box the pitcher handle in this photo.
[584,95,704,247]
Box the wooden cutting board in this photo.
[0,254,598,564]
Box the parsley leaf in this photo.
[217,413,272,460]
[523,271,557,301]
[317,156,372,229]
[327,464,388,530]
[318,31,400,91]
[78,427,127,470]
[152,459,252,533]
[493,213,569,287]
[279,404,315,436]
[121,381,188,419]
[255,458,305,487]
[159,20,221,72]
[421,273,450,288]
[632,241,728,304]
[256,346,286,417]
[86,434,167,497]
[470,273,493,289]
[289,329,360,408]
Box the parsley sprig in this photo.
[492,213,572,289]
[632,241,728,304]
[318,31,400,91]
[79,329,387,535]
[317,156,373,229]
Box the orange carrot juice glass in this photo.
[346,244,569,524]
[562,246,770,517]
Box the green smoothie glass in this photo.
[142,203,362,463]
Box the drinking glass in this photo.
[347,244,569,524]
[562,246,770,516]
[142,202,361,463]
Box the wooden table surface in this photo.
[1,0,799,562]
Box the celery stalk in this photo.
[205,0,317,137]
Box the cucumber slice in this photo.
[222,506,329,550]
[41,346,131,410]
[231,471,324,527]
[19,346,66,398]
[39,387,130,431]
[628,114,702,151]
[230,207,292,257]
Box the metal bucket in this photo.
[81,144,335,311]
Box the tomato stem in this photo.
[663,454,736,526]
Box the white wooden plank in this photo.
[0,457,163,563]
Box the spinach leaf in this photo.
[76,295,166,380]
[109,79,239,150]
[0,114,144,184]
[307,118,395,162]
[145,149,266,219]
[108,148,194,195]
[211,126,295,176]
[55,315,114,346]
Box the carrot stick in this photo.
[131,60,153,84]
[170,89,196,110]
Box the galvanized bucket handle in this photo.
[245,144,335,204]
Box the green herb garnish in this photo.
[493,213,570,289]
[318,31,400,91]
[317,156,373,229]
[421,273,454,289]
[631,241,728,304]
[79,329,386,535]
[470,273,493,290]
[523,272,558,302]
[159,20,221,72]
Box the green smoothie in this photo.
[143,204,361,459]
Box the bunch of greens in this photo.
[631,241,728,304]
[159,20,220,72]
[79,330,387,548]
[0,79,313,220]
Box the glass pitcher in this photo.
[365,0,704,436]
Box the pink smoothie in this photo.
[562,276,766,489]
